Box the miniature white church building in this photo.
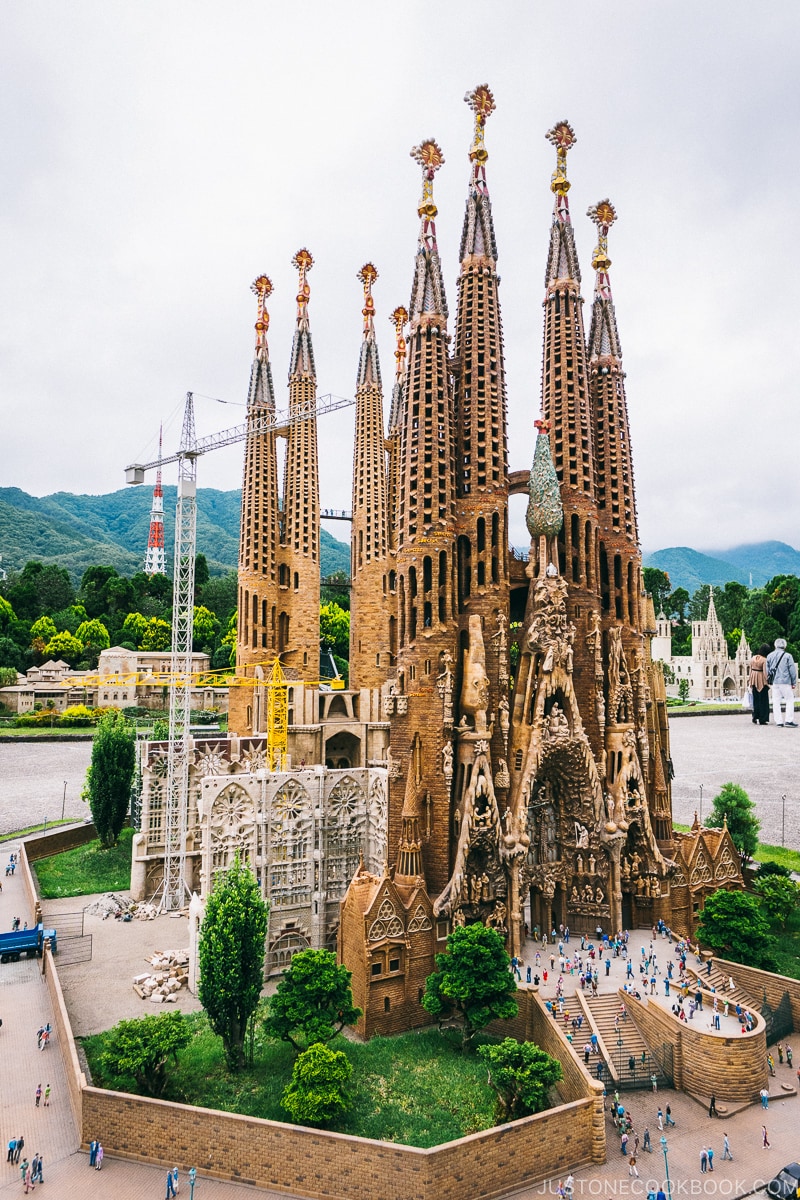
[651,589,750,701]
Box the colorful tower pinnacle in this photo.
[587,200,640,617]
[389,140,458,895]
[539,121,604,756]
[453,84,509,776]
[279,249,321,676]
[143,425,166,576]
[230,275,282,736]
[349,264,392,690]
[386,305,408,546]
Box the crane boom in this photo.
[125,393,353,482]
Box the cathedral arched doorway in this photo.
[324,730,361,769]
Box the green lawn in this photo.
[82,1015,501,1147]
[32,827,133,898]
[0,726,96,738]
[0,819,77,842]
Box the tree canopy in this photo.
[281,1041,352,1126]
[696,889,776,969]
[642,568,671,614]
[705,782,760,868]
[86,710,136,846]
[477,1038,563,1121]
[101,1011,191,1097]
[422,924,518,1050]
[198,856,269,1071]
[754,874,800,931]
[262,948,361,1052]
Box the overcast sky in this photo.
[2,2,798,555]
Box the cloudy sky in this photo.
[2,2,798,555]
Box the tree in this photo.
[706,781,759,868]
[281,1042,352,1126]
[86,711,136,846]
[696,889,776,969]
[0,595,15,634]
[716,581,749,636]
[677,678,690,703]
[201,571,238,626]
[30,615,57,647]
[263,948,361,1052]
[755,875,800,931]
[79,565,121,619]
[193,605,220,651]
[0,638,25,672]
[642,568,671,614]
[477,1038,563,1121]
[76,618,111,654]
[194,552,210,602]
[101,1011,191,1097]
[422,924,518,1050]
[0,666,18,687]
[666,587,690,623]
[319,601,350,660]
[121,611,149,647]
[198,856,269,1071]
[141,616,171,651]
[45,630,83,665]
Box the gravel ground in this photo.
[0,740,92,835]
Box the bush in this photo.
[281,1042,352,1126]
[60,704,96,727]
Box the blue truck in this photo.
[0,924,58,963]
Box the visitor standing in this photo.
[707,1145,714,1171]
[166,1168,177,1198]
[709,1093,717,1117]
[762,1125,770,1148]
[35,1084,41,1108]
[760,1087,769,1108]
[700,1147,708,1173]
[15,1135,24,1164]
[767,638,798,726]
[95,1142,104,1170]
[643,1127,652,1152]
[89,1139,97,1167]
[665,1104,675,1127]
[32,1154,43,1184]
[43,1085,50,1107]
[748,644,772,724]
[722,1132,733,1160]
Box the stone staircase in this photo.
[685,962,762,1020]
[585,992,669,1089]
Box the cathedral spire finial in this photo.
[410,139,445,250]
[545,121,577,230]
[251,275,273,357]
[292,248,313,327]
[358,263,378,336]
[465,84,495,170]
[390,306,408,380]
[587,199,617,299]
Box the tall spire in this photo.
[280,248,320,675]
[350,265,392,689]
[144,424,166,576]
[386,305,408,552]
[544,121,581,284]
[587,200,639,549]
[459,84,498,262]
[408,140,448,322]
[229,275,283,735]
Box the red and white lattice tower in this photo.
[143,425,167,576]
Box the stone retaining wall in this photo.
[713,957,800,1033]
[24,821,99,863]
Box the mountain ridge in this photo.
[643,540,800,592]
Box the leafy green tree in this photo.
[263,949,361,1052]
[198,856,269,1071]
[666,587,690,622]
[221,612,237,668]
[141,617,171,651]
[320,601,350,659]
[696,889,776,969]
[755,875,800,931]
[201,571,238,626]
[764,574,800,628]
[422,924,518,1050]
[0,595,15,633]
[706,781,759,868]
[748,614,783,654]
[755,860,792,879]
[76,618,111,654]
[121,612,149,647]
[30,615,57,647]
[320,570,351,612]
[100,1011,191,1097]
[86,711,136,846]
[194,552,210,602]
[477,1038,563,1121]
[79,565,122,619]
[0,666,18,687]
[716,581,749,636]
[33,564,75,616]
[726,627,744,658]
[193,605,220,651]
[642,568,671,613]
[677,678,690,703]
[45,630,83,665]
[281,1042,352,1126]
[0,637,25,671]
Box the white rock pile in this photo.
[133,949,190,1003]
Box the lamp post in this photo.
[782,794,787,848]
[61,780,67,822]
[189,1167,197,1199]
[660,1135,672,1200]
[699,784,704,825]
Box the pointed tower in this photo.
[278,249,321,676]
[453,84,510,775]
[386,305,408,550]
[230,276,282,736]
[388,140,459,896]
[394,758,426,890]
[540,122,602,753]
[349,264,393,689]
[144,425,167,577]
[587,200,641,630]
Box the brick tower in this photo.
[453,85,510,778]
[386,305,408,559]
[229,275,282,735]
[349,264,392,690]
[386,140,459,896]
[279,249,321,676]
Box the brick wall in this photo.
[24,822,98,864]
[626,991,767,1102]
[43,945,85,1133]
[714,957,800,1033]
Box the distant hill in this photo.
[0,487,350,583]
[643,541,800,592]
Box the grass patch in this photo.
[0,726,96,738]
[0,819,78,842]
[32,827,133,898]
[773,906,800,981]
[82,1013,503,1147]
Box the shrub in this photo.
[281,1042,352,1126]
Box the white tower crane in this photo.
[125,388,354,911]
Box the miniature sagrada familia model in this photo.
[134,86,742,1027]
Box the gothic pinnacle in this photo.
[587,199,617,282]
[545,121,577,198]
[390,306,408,378]
[358,263,378,336]
[411,139,444,230]
[293,248,313,326]
[251,274,273,356]
[464,84,495,166]
[526,419,563,541]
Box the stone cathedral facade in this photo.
[135,87,740,1020]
